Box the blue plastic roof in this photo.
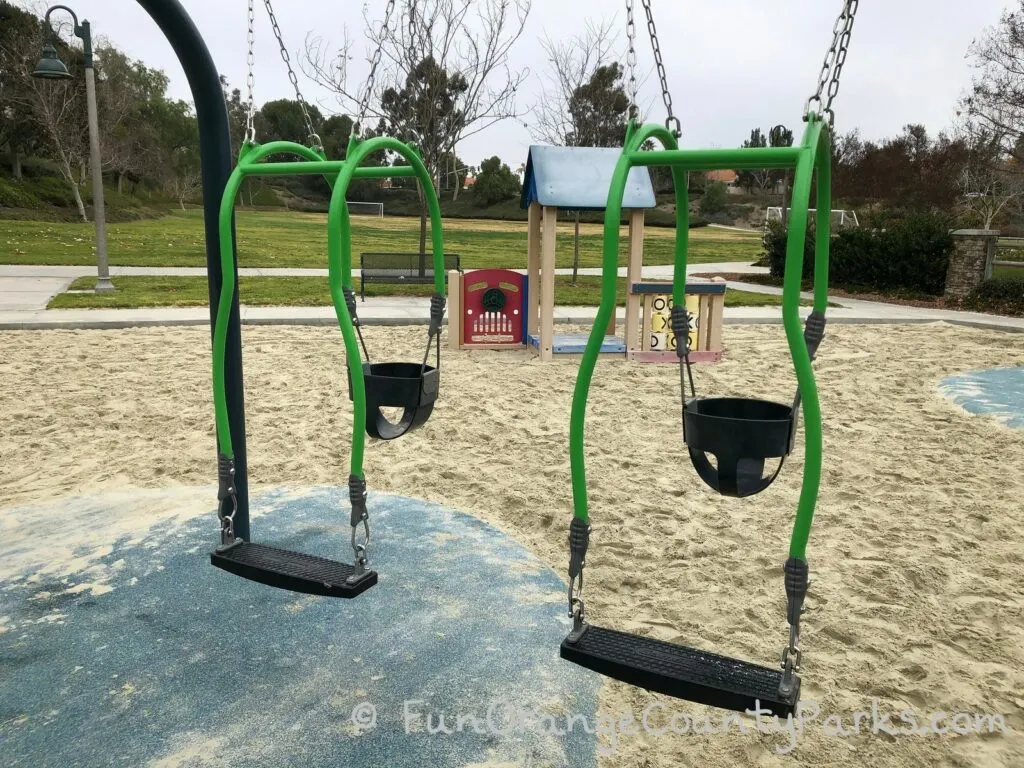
[520,145,657,210]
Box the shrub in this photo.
[763,211,954,295]
[699,181,728,216]
[962,275,1024,316]
[0,178,42,209]
[33,176,78,206]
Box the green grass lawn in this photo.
[993,263,1024,279]
[49,275,789,310]
[4,209,762,270]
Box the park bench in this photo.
[359,252,462,300]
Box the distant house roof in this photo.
[706,169,738,184]
[520,145,657,211]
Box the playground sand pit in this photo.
[3,321,1024,766]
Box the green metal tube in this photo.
[568,122,685,524]
[211,164,246,457]
[234,162,419,179]
[326,137,446,479]
[627,146,802,172]
[784,118,829,561]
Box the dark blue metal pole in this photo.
[134,0,250,540]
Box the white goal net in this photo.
[764,207,859,228]
[346,201,384,218]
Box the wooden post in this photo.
[540,206,558,361]
[527,202,541,340]
[697,292,711,352]
[625,208,645,355]
[641,295,652,352]
[447,270,462,351]
[708,276,726,353]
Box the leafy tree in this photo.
[472,156,520,207]
[1,15,91,220]
[320,114,354,160]
[255,98,324,146]
[0,1,44,179]
[735,128,769,195]
[565,63,630,148]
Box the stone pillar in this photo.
[944,230,999,299]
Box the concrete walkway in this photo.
[2,263,1023,333]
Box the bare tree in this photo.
[530,18,619,147]
[529,19,628,284]
[964,4,1024,162]
[1,22,90,221]
[304,0,530,187]
[956,121,1024,230]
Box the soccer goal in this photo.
[346,201,384,218]
[764,207,859,228]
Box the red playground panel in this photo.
[462,269,526,346]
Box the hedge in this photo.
[962,275,1024,316]
[764,212,955,296]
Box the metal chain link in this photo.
[245,0,257,144]
[804,0,858,129]
[262,0,323,151]
[640,0,680,137]
[353,0,399,139]
[625,0,638,121]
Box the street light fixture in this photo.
[32,4,114,293]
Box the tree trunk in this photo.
[59,157,89,222]
[417,179,428,256]
[80,161,87,185]
[572,211,581,286]
[118,172,125,195]
[12,153,22,180]
[452,180,460,202]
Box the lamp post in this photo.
[33,5,114,293]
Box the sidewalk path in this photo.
[1,263,1022,333]
[0,262,767,312]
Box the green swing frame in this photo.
[209,136,445,591]
[570,115,831,559]
[562,114,832,715]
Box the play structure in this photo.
[448,266,726,362]
[447,146,726,361]
[559,0,858,719]
[209,0,446,597]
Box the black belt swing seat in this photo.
[344,291,445,440]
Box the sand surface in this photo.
[2,322,1024,767]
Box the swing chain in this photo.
[263,0,323,152]
[354,0,399,139]
[625,0,638,121]
[640,0,681,138]
[245,0,257,144]
[217,454,239,545]
[804,0,859,129]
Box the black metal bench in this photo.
[359,252,462,300]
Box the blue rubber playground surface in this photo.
[0,486,599,767]
[939,366,1024,429]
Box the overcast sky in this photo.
[25,0,1011,166]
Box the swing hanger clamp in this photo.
[804,0,858,129]
[217,454,239,546]
[348,474,371,581]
